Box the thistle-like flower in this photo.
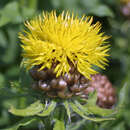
[19,11,110,99]
[8,11,117,129]
[19,11,110,79]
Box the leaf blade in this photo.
[83,92,116,116]
[4,117,39,130]
[9,100,44,117]
[37,101,56,117]
[70,102,115,122]
[64,100,71,121]
[53,119,65,130]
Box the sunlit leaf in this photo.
[64,100,71,121]
[9,100,44,116]
[53,119,65,130]
[86,91,97,105]
[74,100,93,115]
[70,102,114,122]
[85,105,116,117]
[37,100,56,117]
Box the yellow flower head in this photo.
[19,11,110,79]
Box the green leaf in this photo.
[9,100,44,116]
[0,2,22,26]
[74,100,93,115]
[53,119,65,130]
[0,73,5,88]
[0,88,27,99]
[64,101,71,121]
[0,110,9,126]
[112,122,125,130]
[70,102,114,122]
[4,117,39,130]
[28,0,38,10]
[80,0,114,17]
[89,5,114,17]
[38,100,56,117]
[87,91,97,105]
[80,0,100,8]
[85,104,116,117]
[51,0,61,8]
[21,7,36,19]
[123,109,130,126]
[118,83,127,107]
[83,92,116,116]
[0,30,7,48]
[53,103,65,130]
[2,28,19,64]
[116,83,128,117]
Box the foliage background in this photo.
[0,0,129,129]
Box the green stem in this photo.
[53,104,66,130]
[42,117,52,130]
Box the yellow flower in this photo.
[19,11,110,79]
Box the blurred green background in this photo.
[0,0,129,129]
